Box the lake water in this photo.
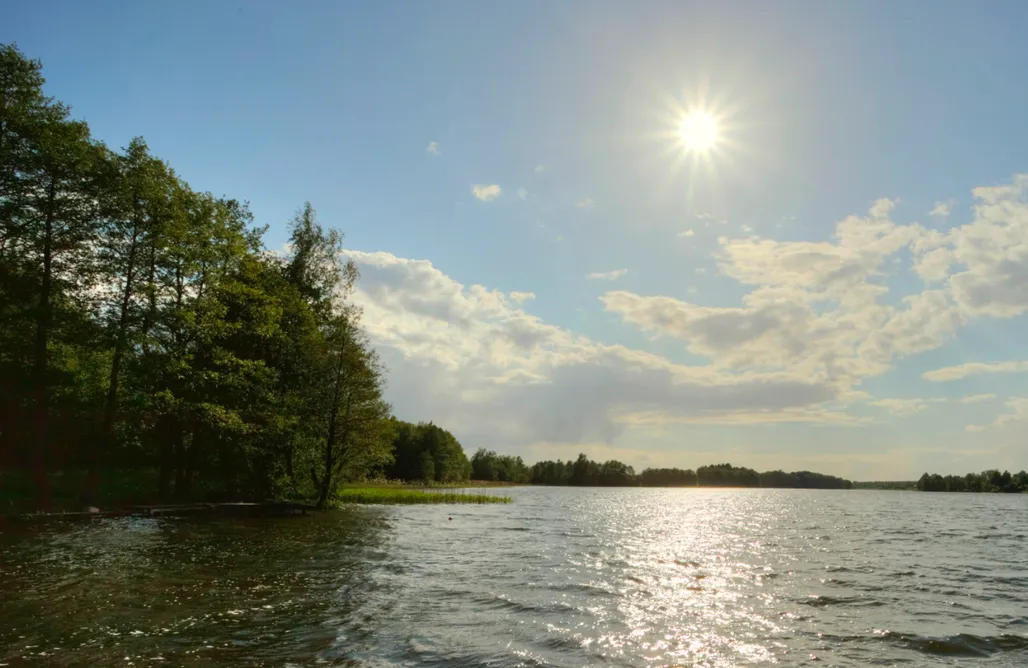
[2,488,1026,667]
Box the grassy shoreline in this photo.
[334,487,511,505]
[339,479,520,490]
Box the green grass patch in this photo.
[342,478,520,489]
[335,487,511,505]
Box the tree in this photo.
[388,421,470,483]
[309,314,392,508]
[639,467,697,487]
[1,43,413,510]
[0,44,104,503]
[470,448,530,483]
[84,138,177,502]
[697,463,760,487]
[284,201,348,321]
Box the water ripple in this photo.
[3,489,1027,667]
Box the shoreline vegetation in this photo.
[852,481,916,491]
[915,470,1028,493]
[473,451,855,490]
[336,488,510,505]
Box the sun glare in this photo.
[679,110,719,153]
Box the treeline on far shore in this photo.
[916,470,1028,493]
[469,452,853,489]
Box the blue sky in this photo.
[8,0,1028,478]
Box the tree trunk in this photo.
[173,419,190,498]
[316,351,347,509]
[140,242,158,355]
[157,415,174,499]
[85,218,141,504]
[285,443,295,484]
[30,181,56,507]
[316,431,333,510]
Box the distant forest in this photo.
[916,470,1028,493]
[470,451,853,489]
[852,481,915,490]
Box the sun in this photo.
[679,110,719,152]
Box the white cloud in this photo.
[867,394,995,415]
[344,250,853,453]
[587,269,628,281]
[509,291,535,303]
[741,224,753,233]
[923,360,1028,382]
[601,199,964,391]
[471,184,502,201]
[966,424,985,433]
[517,187,528,201]
[577,198,595,209]
[936,175,1028,317]
[929,200,953,218]
[994,397,1028,427]
[959,393,998,404]
[869,197,897,218]
[426,141,440,155]
[868,398,934,416]
[339,174,1028,466]
[534,165,546,174]
[678,229,695,238]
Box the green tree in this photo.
[389,421,471,483]
[0,43,448,511]
[0,44,104,502]
[471,448,530,483]
[309,314,392,508]
[84,138,177,501]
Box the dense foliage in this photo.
[852,481,916,490]
[471,449,531,483]
[757,469,852,490]
[525,456,853,489]
[916,470,1028,493]
[0,44,403,508]
[386,420,471,483]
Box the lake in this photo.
[2,488,1026,667]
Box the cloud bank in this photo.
[344,175,1028,471]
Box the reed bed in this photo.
[335,487,512,505]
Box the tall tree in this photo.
[84,138,174,501]
[284,201,352,321]
[310,314,392,508]
[1,43,405,509]
[0,45,103,502]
